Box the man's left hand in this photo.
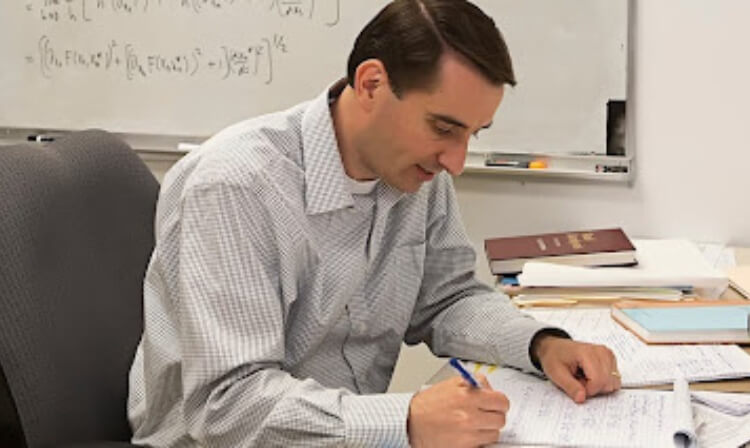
[532,335,621,403]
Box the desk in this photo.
[429,248,750,392]
[422,247,750,448]
[735,247,750,265]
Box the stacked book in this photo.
[484,228,638,275]
[484,228,729,305]
[611,299,750,344]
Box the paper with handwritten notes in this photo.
[476,367,691,447]
[523,307,750,386]
[460,306,750,447]
[464,366,750,447]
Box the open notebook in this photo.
[474,366,750,448]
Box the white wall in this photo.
[457,0,750,286]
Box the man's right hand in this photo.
[407,374,509,448]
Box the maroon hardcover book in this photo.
[484,228,637,275]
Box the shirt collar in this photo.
[301,79,407,215]
[347,175,379,195]
[301,80,355,215]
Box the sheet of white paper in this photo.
[484,368,684,448]
[672,371,697,448]
[691,390,750,416]
[695,242,736,271]
[694,402,750,448]
[601,333,750,387]
[460,367,750,448]
[518,239,728,297]
[522,308,750,387]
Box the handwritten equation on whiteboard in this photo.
[24,0,341,25]
[34,34,289,83]
[21,0,341,84]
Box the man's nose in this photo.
[437,141,468,176]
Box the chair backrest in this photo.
[0,130,159,447]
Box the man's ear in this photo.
[353,59,390,109]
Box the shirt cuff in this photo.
[341,392,414,448]
[485,316,563,373]
[528,328,572,371]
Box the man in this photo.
[128,1,621,447]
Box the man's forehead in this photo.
[427,111,494,131]
[421,83,503,128]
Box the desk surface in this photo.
[430,249,750,392]
[735,247,750,265]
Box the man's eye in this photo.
[433,123,453,136]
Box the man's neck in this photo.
[330,85,377,182]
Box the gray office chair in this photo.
[0,130,159,447]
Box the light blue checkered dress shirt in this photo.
[128,84,557,447]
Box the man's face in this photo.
[358,54,505,193]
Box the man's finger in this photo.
[477,389,510,413]
[580,346,621,396]
[475,373,492,389]
[548,364,586,403]
[473,408,507,431]
[608,370,622,393]
[578,353,608,396]
[606,350,622,393]
[599,350,621,394]
[476,428,503,446]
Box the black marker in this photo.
[27,135,55,143]
[486,159,530,168]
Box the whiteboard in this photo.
[0,0,627,154]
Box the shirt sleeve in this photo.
[171,181,412,447]
[404,175,568,373]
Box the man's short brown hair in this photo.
[347,0,516,97]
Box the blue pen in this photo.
[449,358,480,388]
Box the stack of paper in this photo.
[470,366,750,447]
[512,287,685,307]
[517,239,729,299]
